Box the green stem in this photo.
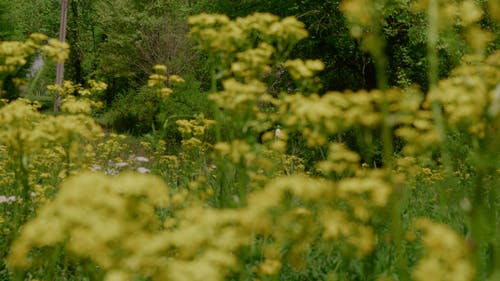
[236,163,248,206]
[209,59,223,143]
[15,141,31,223]
[470,160,488,279]
[427,0,439,90]
[210,60,217,94]
[364,4,406,278]
[391,184,410,281]
[470,134,499,279]
[427,0,452,173]
[366,15,392,169]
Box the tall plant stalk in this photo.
[53,0,68,112]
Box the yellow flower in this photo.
[458,1,483,25]
[341,0,375,27]
[256,259,282,275]
[8,172,169,271]
[412,218,475,281]
[285,59,324,80]
[41,39,70,62]
[169,74,185,84]
[316,142,360,174]
[152,64,167,74]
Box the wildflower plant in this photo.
[8,173,170,280]
[412,218,475,281]
[46,79,105,114]
[185,6,498,281]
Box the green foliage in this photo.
[93,0,199,94]
[98,75,209,138]
[7,1,60,39]
[0,1,17,40]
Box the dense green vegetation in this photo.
[0,1,499,281]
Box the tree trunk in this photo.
[54,0,68,112]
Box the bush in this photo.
[98,75,210,139]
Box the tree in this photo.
[93,0,199,100]
[54,0,69,112]
[0,0,18,39]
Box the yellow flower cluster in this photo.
[176,115,214,151]
[34,114,102,156]
[210,78,268,111]
[412,218,475,281]
[285,59,324,80]
[231,42,274,80]
[8,173,169,273]
[341,0,375,28]
[284,59,324,92]
[490,0,500,20]
[94,133,129,164]
[412,0,484,27]
[321,208,375,257]
[0,101,97,149]
[411,0,495,52]
[278,154,305,176]
[0,86,105,207]
[41,39,70,62]
[340,0,389,43]
[148,64,184,100]
[0,34,50,74]
[8,172,261,281]
[61,95,98,114]
[46,80,105,114]
[214,140,252,164]
[88,79,108,92]
[176,115,214,138]
[0,41,29,73]
[317,142,361,175]
[428,52,500,137]
[395,109,441,155]
[0,145,15,190]
[281,90,384,146]
[188,12,307,56]
[0,99,43,154]
[235,172,393,261]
